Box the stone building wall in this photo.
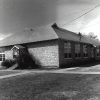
[27,40,59,68]
[4,50,13,60]
[0,40,59,68]
[28,45,59,68]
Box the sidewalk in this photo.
[0,71,31,79]
[0,64,100,79]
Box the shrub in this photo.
[1,59,16,68]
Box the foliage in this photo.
[1,59,16,68]
[84,32,98,40]
[1,49,40,69]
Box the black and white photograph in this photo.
[0,0,100,100]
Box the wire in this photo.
[60,3,100,27]
[60,7,93,17]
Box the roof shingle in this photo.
[0,23,100,47]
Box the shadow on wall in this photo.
[16,50,41,69]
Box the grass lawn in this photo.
[0,72,100,100]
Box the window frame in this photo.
[0,53,5,61]
[75,43,81,58]
[96,46,100,56]
[90,47,94,58]
[83,44,88,58]
[64,41,72,59]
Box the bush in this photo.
[1,59,16,68]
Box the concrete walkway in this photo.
[0,71,31,79]
[1,65,100,79]
[53,70,100,74]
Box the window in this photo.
[75,43,81,58]
[83,44,88,57]
[0,53,5,61]
[64,42,72,58]
[91,47,94,58]
[96,47,100,56]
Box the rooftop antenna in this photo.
[51,23,59,29]
[24,27,34,32]
[78,32,82,41]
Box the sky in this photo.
[0,0,100,40]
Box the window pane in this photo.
[0,54,2,58]
[0,53,5,61]
[75,44,80,53]
[2,57,5,61]
[64,42,72,58]
[83,44,88,57]
[0,57,2,61]
[96,47,100,56]
[75,43,81,57]
[69,53,71,58]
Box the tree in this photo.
[87,32,98,39]
[82,32,99,41]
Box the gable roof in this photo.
[11,45,25,50]
[0,23,100,47]
[53,26,100,46]
[0,24,58,47]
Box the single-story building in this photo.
[0,23,100,68]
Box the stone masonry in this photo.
[28,45,59,68]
